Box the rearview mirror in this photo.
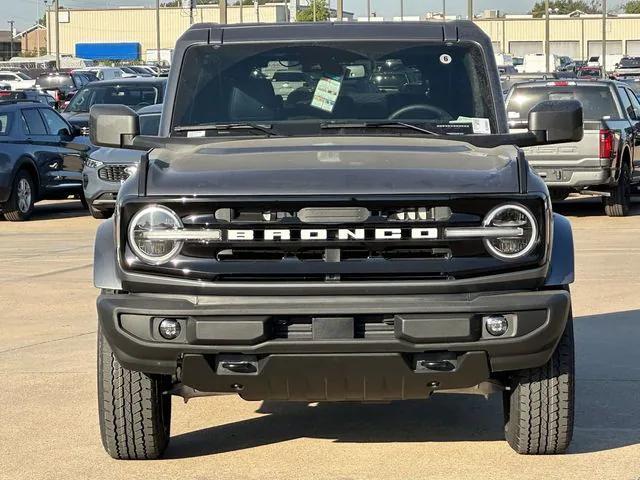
[528,100,583,144]
[90,104,140,148]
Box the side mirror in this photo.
[528,100,583,144]
[90,104,140,148]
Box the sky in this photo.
[2,0,537,32]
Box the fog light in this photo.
[484,315,509,337]
[158,318,181,340]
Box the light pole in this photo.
[337,0,343,21]
[400,0,404,20]
[602,0,607,73]
[442,0,446,19]
[468,0,473,20]
[367,0,371,21]
[45,0,51,56]
[156,0,161,64]
[8,20,14,59]
[545,0,550,72]
[54,0,60,70]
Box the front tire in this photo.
[3,170,35,221]
[97,327,172,460]
[604,163,631,217]
[503,314,575,455]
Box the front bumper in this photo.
[98,289,570,400]
[83,166,127,211]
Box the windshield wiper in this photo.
[173,122,282,137]
[321,121,441,136]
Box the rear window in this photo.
[65,84,163,113]
[619,57,640,68]
[36,74,73,88]
[0,91,28,100]
[0,113,10,134]
[507,85,621,124]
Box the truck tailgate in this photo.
[522,126,600,165]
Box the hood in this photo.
[62,112,89,127]
[145,137,521,197]
[90,147,144,164]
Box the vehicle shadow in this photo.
[166,309,640,459]
[28,200,90,221]
[552,195,640,218]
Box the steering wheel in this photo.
[389,104,452,121]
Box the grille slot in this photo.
[98,165,128,183]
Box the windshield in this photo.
[36,75,73,88]
[17,72,31,80]
[172,42,496,135]
[507,85,621,124]
[619,57,640,68]
[65,84,162,113]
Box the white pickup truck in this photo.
[507,79,640,216]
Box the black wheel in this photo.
[89,204,112,219]
[3,170,35,221]
[604,162,631,217]
[97,326,172,460]
[503,313,575,455]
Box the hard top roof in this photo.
[177,20,486,46]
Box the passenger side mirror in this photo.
[89,104,140,148]
[527,100,583,144]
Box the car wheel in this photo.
[89,205,112,219]
[549,188,571,202]
[3,170,35,222]
[503,312,575,455]
[97,325,172,460]
[604,163,631,217]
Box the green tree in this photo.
[623,0,640,13]
[297,0,329,21]
[531,0,601,17]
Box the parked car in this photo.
[576,66,603,78]
[61,77,166,134]
[0,89,56,108]
[119,66,144,77]
[619,77,640,96]
[128,65,157,77]
[83,103,162,219]
[612,56,640,79]
[0,81,10,91]
[35,72,92,107]
[0,100,87,221]
[0,71,36,90]
[507,79,640,216]
[91,20,582,459]
[74,67,127,81]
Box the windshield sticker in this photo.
[436,123,475,135]
[439,54,452,65]
[311,76,343,113]
[508,111,521,119]
[187,130,206,138]
[451,116,491,134]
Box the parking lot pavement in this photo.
[1,198,639,480]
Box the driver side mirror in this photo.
[527,100,583,144]
[90,104,140,148]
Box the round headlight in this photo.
[128,205,183,265]
[482,204,538,260]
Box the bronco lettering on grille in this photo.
[226,228,439,241]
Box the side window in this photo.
[0,113,11,134]
[626,89,640,121]
[139,113,161,135]
[0,74,12,81]
[39,108,70,135]
[21,108,47,135]
[618,87,635,120]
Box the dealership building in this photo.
[45,5,640,62]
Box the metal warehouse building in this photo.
[475,14,640,60]
[46,6,640,62]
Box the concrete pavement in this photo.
[1,199,639,479]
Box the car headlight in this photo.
[128,205,183,265]
[482,204,538,260]
[124,164,138,179]
[85,158,103,169]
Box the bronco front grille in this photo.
[98,165,128,183]
[120,196,548,282]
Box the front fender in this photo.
[544,213,574,287]
[94,218,122,291]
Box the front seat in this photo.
[228,77,281,121]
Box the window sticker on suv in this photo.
[311,76,343,113]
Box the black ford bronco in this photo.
[91,21,583,459]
